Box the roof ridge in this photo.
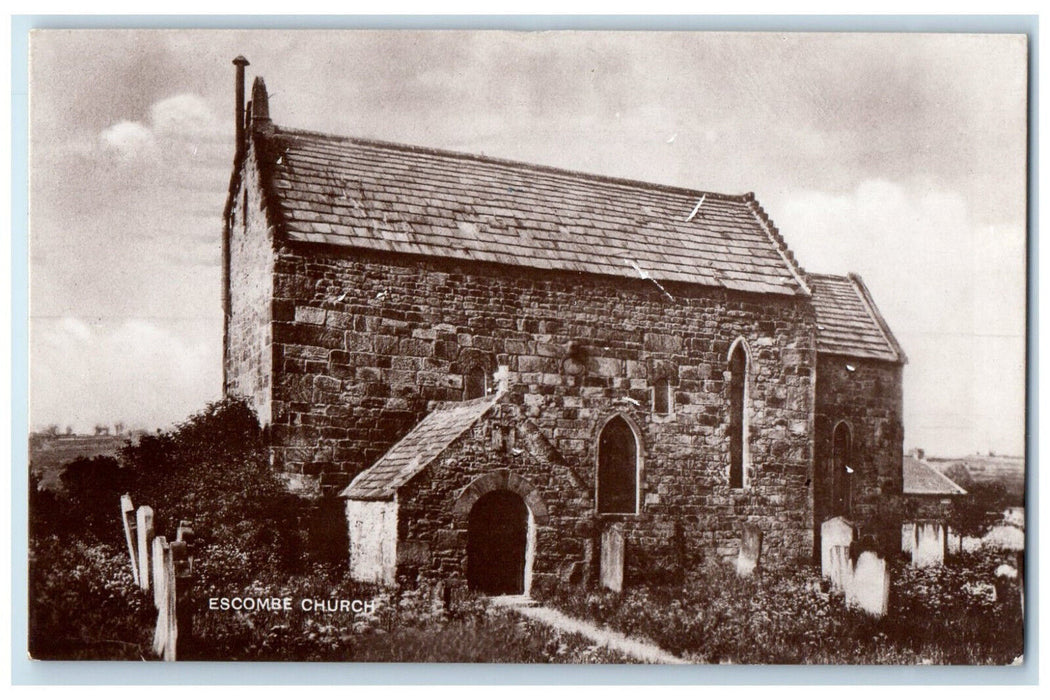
[269,124,753,205]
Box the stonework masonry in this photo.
[224,144,275,427]
[814,354,905,553]
[229,238,821,569]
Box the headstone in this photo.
[821,516,855,579]
[946,527,962,555]
[136,505,154,590]
[827,544,852,592]
[152,538,177,660]
[152,536,167,610]
[736,523,762,577]
[901,522,915,554]
[177,521,196,577]
[600,523,624,593]
[120,495,140,585]
[847,551,890,617]
[171,540,193,647]
[911,520,946,567]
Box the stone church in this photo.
[222,60,907,594]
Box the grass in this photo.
[537,548,1024,665]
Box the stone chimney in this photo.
[251,76,270,125]
[232,56,250,159]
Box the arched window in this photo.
[652,377,672,415]
[832,422,853,516]
[597,416,640,514]
[728,340,749,489]
[463,366,488,400]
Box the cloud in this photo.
[150,94,221,138]
[100,120,155,158]
[775,180,1026,456]
[97,93,224,163]
[30,317,222,433]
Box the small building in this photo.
[221,61,908,592]
[900,453,968,556]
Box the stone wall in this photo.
[224,146,275,426]
[267,243,818,564]
[394,408,591,591]
[814,354,904,553]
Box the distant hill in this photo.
[926,454,1026,505]
[29,433,142,491]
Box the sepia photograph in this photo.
[26,28,1028,665]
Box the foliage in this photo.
[190,573,632,663]
[28,398,633,662]
[29,537,154,660]
[539,548,1024,665]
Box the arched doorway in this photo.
[467,490,529,595]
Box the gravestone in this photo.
[821,516,855,579]
[911,520,946,567]
[826,545,853,592]
[901,522,915,554]
[152,536,167,609]
[736,523,763,577]
[946,527,962,556]
[152,536,177,660]
[120,495,140,585]
[847,551,890,617]
[600,523,624,593]
[136,505,154,591]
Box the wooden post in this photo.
[136,506,154,591]
[120,495,139,585]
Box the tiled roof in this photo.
[255,124,810,296]
[903,456,967,496]
[341,394,501,501]
[809,273,906,363]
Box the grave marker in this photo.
[848,551,890,617]
[120,494,139,585]
[821,516,855,579]
[912,520,946,567]
[736,523,762,577]
[136,505,154,591]
[600,523,624,593]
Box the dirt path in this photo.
[490,595,687,664]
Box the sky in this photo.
[28,30,1028,457]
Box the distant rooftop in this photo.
[903,455,967,496]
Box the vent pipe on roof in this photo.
[232,56,250,159]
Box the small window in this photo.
[652,378,672,415]
[597,416,640,514]
[463,366,488,400]
[728,341,749,489]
